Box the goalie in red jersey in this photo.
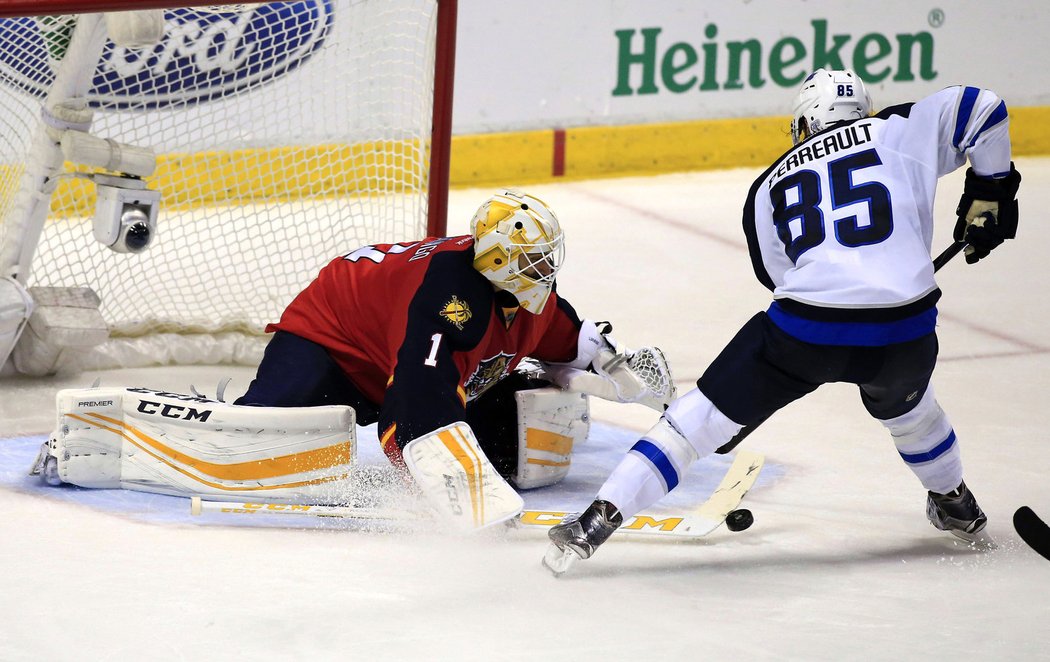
[233,189,675,527]
[37,190,672,527]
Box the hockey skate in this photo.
[542,500,623,576]
[926,480,993,546]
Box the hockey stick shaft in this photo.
[933,240,966,272]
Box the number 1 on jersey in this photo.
[424,333,443,367]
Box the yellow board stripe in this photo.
[437,426,485,526]
[525,428,574,456]
[71,412,351,489]
[20,106,1050,221]
[12,106,1050,222]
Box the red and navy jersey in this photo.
[269,235,583,461]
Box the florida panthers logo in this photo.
[439,296,472,330]
[464,352,515,400]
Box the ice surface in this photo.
[2,159,1049,661]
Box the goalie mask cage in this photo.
[0,0,454,370]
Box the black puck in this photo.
[725,508,754,532]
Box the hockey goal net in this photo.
[0,0,454,372]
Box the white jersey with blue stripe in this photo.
[743,85,1012,345]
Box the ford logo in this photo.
[0,1,333,109]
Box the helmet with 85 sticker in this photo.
[791,68,872,145]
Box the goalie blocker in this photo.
[31,383,589,518]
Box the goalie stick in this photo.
[1013,506,1050,562]
[189,450,765,541]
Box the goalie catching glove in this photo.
[539,320,676,411]
[954,163,1021,264]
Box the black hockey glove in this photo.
[954,163,1021,264]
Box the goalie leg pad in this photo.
[37,387,357,502]
[512,387,589,489]
[403,422,524,530]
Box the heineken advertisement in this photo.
[611,20,936,96]
[454,1,1045,134]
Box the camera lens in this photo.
[120,207,153,253]
[124,223,152,252]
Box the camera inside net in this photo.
[92,175,160,254]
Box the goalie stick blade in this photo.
[187,451,766,542]
[1014,506,1050,562]
[188,498,741,539]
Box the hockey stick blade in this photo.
[1013,506,1050,562]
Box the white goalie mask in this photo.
[471,189,565,314]
[790,68,873,145]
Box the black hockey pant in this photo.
[698,312,939,432]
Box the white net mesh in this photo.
[626,346,676,406]
[0,1,439,344]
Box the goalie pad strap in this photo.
[512,387,589,489]
[403,422,524,530]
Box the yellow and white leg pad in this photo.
[512,387,589,489]
[32,386,356,502]
[403,422,524,531]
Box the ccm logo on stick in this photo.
[136,400,212,422]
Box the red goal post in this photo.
[0,0,456,374]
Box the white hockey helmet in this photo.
[790,69,873,145]
[471,189,565,314]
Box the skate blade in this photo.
[542,543,580,576]
[949,528,998,550]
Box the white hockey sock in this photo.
[597,390,742,519]
[596,451,676,521]
[664,388,744,457]
[881,387,963,495]
[595,417,694,520]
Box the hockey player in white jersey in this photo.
[544,69,1021,572]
